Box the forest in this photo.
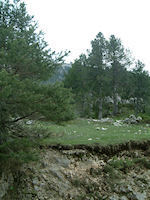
[64,33,150,120]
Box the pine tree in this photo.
[108,35,130,115]
[88,32,107,119]
[0,0,74,143]
[131,60,150,115]
[64,54,90,116]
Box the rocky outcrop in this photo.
[90,115,142,126]
[0,172,14,199]
[1,141,150,200]
[123,115,142,124]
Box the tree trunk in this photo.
[113,94,118,115]
[134,98,139,117]
[98,98,103,120]
[112,61,119,116]
[113,87,118,116]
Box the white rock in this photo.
[26,120,33,125]
[100,118,114,123]
[73,131,77,133]
[137,116,142,121]
[113,122,122,127]
[93,119,100,122]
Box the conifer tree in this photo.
[88,32,107,119]
[0,0,74,143]
[107,35,130,115]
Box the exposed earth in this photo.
[1,141,150,200]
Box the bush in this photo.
[0,137,39,173]
[140,113,150,123]
[39,83,75,123]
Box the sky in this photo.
[25,0,150,71]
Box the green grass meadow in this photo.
[30,119,150,146]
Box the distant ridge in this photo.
[45,63,72,84]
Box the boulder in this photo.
[123,115,142,124]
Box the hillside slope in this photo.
[1,141,150,200]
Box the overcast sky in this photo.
[25,0,150,71]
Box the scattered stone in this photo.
[109,194,119,200]
[132,191,147,200]
[54,157,70,168]
[113,120,123,126]
[137,116,142,122]
[120,196,128,200]
[73,130,77,133]
[91,118,114,123]
[92,119,101,122]
[123,115,142,124]
[26,120,33,125]
[100,118,114,123]
[49,169,64,181]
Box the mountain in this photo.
[45,63,72,84]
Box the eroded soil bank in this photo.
[1,140,150,200]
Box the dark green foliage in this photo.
[133,157,150,169]
[0,70,41,142]
[0,138,38,174]
[131,61,150,115]
[88,32,108,119]
[0,139,37,162]
[103,156,150,181]
[0,0,74,131]
[108,157,134,173]
[0,0,61,79]
[140,113,150,123]
[64,32,150,119]
[0,68,74,143]
[39,83,75,123]
[0,0,74,163]
[64,54,91,117]
[107,35,131,115]
[103,164,115,174]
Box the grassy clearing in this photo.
[28,118,150,146]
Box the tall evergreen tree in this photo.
[108,35,130,115]
[0,0,74,143]
[64,54,91,116]
[88,32,107,119]
[0,0,62,79]
[131,60,150,115]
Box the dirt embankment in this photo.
[1,140,150,200]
